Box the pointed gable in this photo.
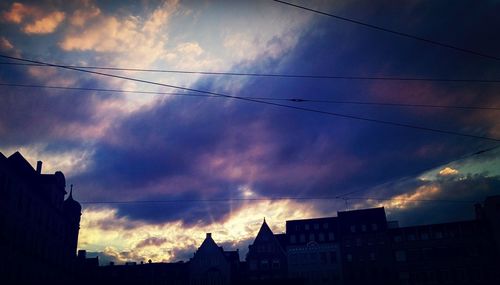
[196,233,223,255]
[247,219,286,258]
[7,151,35,175]
[253,219,276,244]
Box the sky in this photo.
[1,0,500,264]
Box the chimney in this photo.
[78,250,87,259]
[475,203,483,220]
[206,233,212,238]
[36,161,42,174]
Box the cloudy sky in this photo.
[1,0,500,264]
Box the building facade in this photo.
[189,233,239,285]
[286,217,342,284]
[245,219,288,284]
[0,151,82,285]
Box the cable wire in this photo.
[2,82,500,111]
[79,196,479,205]
[2,61,499,83]
[336,143,500,198]
[1,53,499,142]
[273,0,500,62]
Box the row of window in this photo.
[349,223,378,233]
[346,252,377,262]
[289,251,338,265]
[289,232,335,243]
[248,259,281,270]
[394,246,483,262]
[398,267,487,284]
[293,222,330,231]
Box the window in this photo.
[421,232,429,240]
[394,235,403,242]
[356,238,362,246]
[305,224,310,230]
[346,254,353,262]
[371,223,378,231]
[261,260,269,269]
[314,223,319,230]
[435,232,443,239]
[320,252,327,264]
[407,233,416,241]
[350,225,356,233]
[319,233,325,242]
[395,250,407,262]
[370,252,376,261]
[328,232,335,241]
[290,235,296,244]
[272,260,280,269]
[300,234,305,243]
[361,224,367,232]
[329,251,338,263]
[323,223,329,229]
[309,233,315,241]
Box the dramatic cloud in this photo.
[59,0,178,67]
[79,199,319,262]
[1,0,499,263]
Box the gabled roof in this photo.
[253,219,276,244]
[193,233,229,260]
[249,219,286,256]
[7,151,35,175]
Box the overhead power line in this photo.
[1,61,499,83]
[336,143,500,198]
[273,0,500,62]
[79,196,478,205]
[2,82,500,111]
[1,53,499,142]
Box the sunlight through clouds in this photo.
[79,199,318,263]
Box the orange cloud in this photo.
[2,2,33,23]
[438,167,459,176]
[23,11,65,34]
[69,3,101,27]
[59,0,178,67]
[0,37,14,50]
[2,2,65,34]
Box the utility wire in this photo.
[336,143,500,198]
[273,0,500,62]
[3,82,500,111]
[79,196,479,205]
[2,61,499,83]
[1,53,499,142]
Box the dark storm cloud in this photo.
[2,0,500,228]
[135,237,167,249]
[69,0,500,226]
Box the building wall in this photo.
[388,220,500,284]
[286,217,342,285]
[0,152,81,285]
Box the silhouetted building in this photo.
[337,207,394,285]
[245,219,289,284]
[97,261,188,285]
[286,217,342,284]
[0,151,82,284]
[388,220,498,284]
[189,233,239,285]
